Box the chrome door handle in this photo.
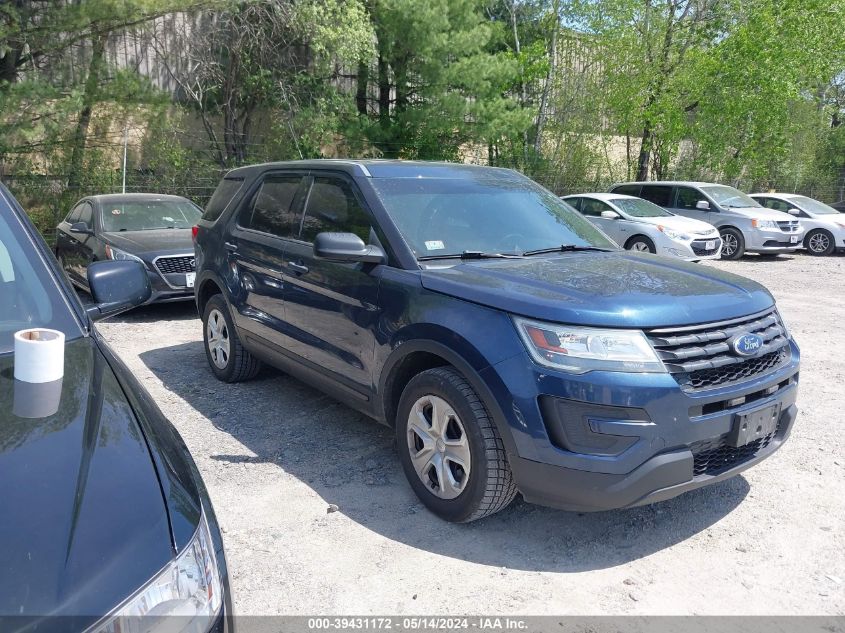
[288,261,309,275]
[224,242,238,252]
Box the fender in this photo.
[376,333,520,457]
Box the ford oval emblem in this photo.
[732,332,764,357]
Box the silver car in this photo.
[561,193,722,261]
[609,181,804,259]
[750,193,845,256]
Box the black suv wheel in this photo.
[202,294,261,382]
[396,367,517,522]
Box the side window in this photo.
[78,203,94,228]
[240,175,303,238]
[301,176,372,243]
[565,197,583,212]
[581,199,612,217]
[612,184,641,196]
[204,178,244,222]
[640,185,673,207]
[675,187,705,210]
[769,199,791,212]
[66,203,84,224]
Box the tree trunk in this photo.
[356,59,369,115]
[376,48,394,157]
[67,33,107,191]
[534,0,560,156]
[636,121,653,181]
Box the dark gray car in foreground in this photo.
[1,185,231,632]
[55,193,201,303]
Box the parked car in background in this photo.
[750,193,845,256]
[193,160,799,523]
[609,181,803,260]
[55,193,202,303]
[0,185,231,632]
[561,192,722,261]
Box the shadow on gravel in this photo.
[104,300,198,324]
[141,340,749,573]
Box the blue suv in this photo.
[194,160,800,522]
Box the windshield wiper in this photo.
[418,250,523,261]
[521,244,610,256]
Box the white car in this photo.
[561,193,722,261]
[750,193,845,256]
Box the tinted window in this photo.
[675,186,706,210]
[78,202,94,227]
[581,198,612,217]
[100,199,202,232]
[565,197,583,211]
[370,176,616,257]
[0,196,83,353]
[611,184,641,196]
[203,178,243,222]
[240,176,302,238]
[66,202,85,224]
[640,185,673,207]
[301,176,371,243]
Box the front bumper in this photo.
[746,228,804,253]
[145,270,194,304]
[654,233,722,261]
[482,340,800,512]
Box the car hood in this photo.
[101,228,194,257]
[722,206,793,221]
[634,215,718,234]
[420,252,774,328]
[0,337,173,625]
[806,215,845,230]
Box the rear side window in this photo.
[300,176,371,243]
[611,184,641,196]
[203,178,243,222]
[240,175,302,238]
[640,185,673,207]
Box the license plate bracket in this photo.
[185,272,196,288]
[705,240,716,250]
[728,402,781,447]
[790,235,799,243]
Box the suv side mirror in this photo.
[85,260,151,321]
[70,221,94,235]
[695,200,710,210]
[600,210,620,219]
[313,232,385,264]
[787,208,800,216]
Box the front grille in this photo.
[776,220,800,232]
[691,238,721,256]
[155,255,195,275]
[691,425,779,476]
[646,309,790,392]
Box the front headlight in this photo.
[751,219,779,229]
[657,225,691,241]
[514,317,665,373]
[105,244,145,264]
[87,512,223,633]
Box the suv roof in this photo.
[223,159,521,180]
[611,181,719,188]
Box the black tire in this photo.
[625,235,656,253]
[804,229,835,256]
[396,367,517,523]
[202,294,261,382]
[719,227,745,260]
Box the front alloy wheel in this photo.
[719,228,745,260]
[805,229,834,256]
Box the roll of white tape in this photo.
[13,328,65,383]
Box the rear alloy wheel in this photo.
[202,294,261,382]
[805,229,835,256]
[719,228,745,260]
[397,367,516,522]
[626,236,656,253]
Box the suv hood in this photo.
[0,337,173,625]
[720,206,793,221]
[420,252,774,328]
[102,228,193,257]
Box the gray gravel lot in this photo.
[96,252,845,615]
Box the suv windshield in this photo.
[370,176,616,257]
[792,196,840,216]
[612,197,672,218]
[701,185,761,209]
[100,200,202,232]
[0,197,83,354]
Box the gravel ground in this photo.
[96,252,845,615]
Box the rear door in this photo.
[226,172,307,345]
[280,172,383,395]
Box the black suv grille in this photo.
[691,425,779,476]
[155,255,195,275]
[646,309,790,392]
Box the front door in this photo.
[281,173,383,394]
[580,198,628,245]
[672,186,716,224]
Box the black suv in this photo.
[194,160,799,523]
